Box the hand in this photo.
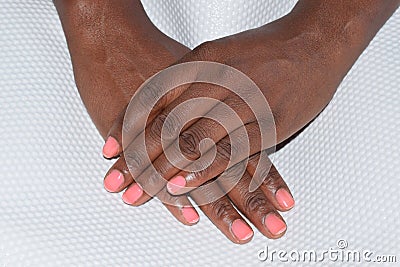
[107,105,295,243]
[106,0,399,197]
[56,0,296,243]
[54,0,199,226]
[54,0,188,137]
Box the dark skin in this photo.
[56,0,399,244]
[54,0,188,138]
[105,0,399,200]
[54,0,295,244]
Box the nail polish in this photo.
[167,176,186,194]
[231,219,253,241]
[122,183,143,204]
[275,188,295,209]
[181,207,200,224]
[264,213,286,235]
[104,170,124,192]
[102,136,119,158]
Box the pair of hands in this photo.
[56,0,399,243]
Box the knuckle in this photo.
[150,113,168,140]
[243,191,268,213]
[216,139,233,162]
[230,133,250,159]
[139,82,163,106]
[162,112,181,140]
[125,150,144,171]
[179,131,201,159]
[209,199,236,219]
[262,167,282,190]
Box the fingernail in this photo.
[167,176,186,194]
[103,136,119,158]
[104,170,124,192]
[122,183,143,204]
[181,207,200,224]
[231,219,253,241]
[264,213,286,235]
[275,188,295,209]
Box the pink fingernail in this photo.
[181,207,200,224]
[104,170,124,192]
[122,183,143,204]
[167,176,186,194]
[231,219,253,241]
[103,136,119,158]
[264,213,286,235]
[275,188,295,209]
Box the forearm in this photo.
[288,0,399,69]
[53,0,158,40]
[54,0,150,21]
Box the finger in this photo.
[101,79,198,159]
[218,165,287,239]
[125,94,274,196]
[103,153,156,205]
[168,121,270,195]
[101,87,189,159]
[158,189,200,226]
[107,45,215,151]
[102,84,188,159]
[175,92,258,161]
[126,82,228,157]
[103,154,135,193]
[102,106,126,159]
[120,180,200,225]
[104,156,199,225]
[121,46,242,145]
[246,152,295,211]
[121,83,230,192]
[190,183,254,244]
[121,64,201,145]
[101,85,217,194]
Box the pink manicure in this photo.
[102,136,119,158]
[167,176,186,194]
[264,213,286,235]
[104,170,124,192]
[275,188,295,209]
[231,219,253,241]
[181,207,200,224]
[122,183,143,204]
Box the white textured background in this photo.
[0,0,399,266]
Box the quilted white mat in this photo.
[0,0,399,266]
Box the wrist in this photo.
[286,1,399,65]
[54,0,157,33]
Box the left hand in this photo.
[106,0,398,197]
[105,7,342,198]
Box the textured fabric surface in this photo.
[0,0,399,266]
